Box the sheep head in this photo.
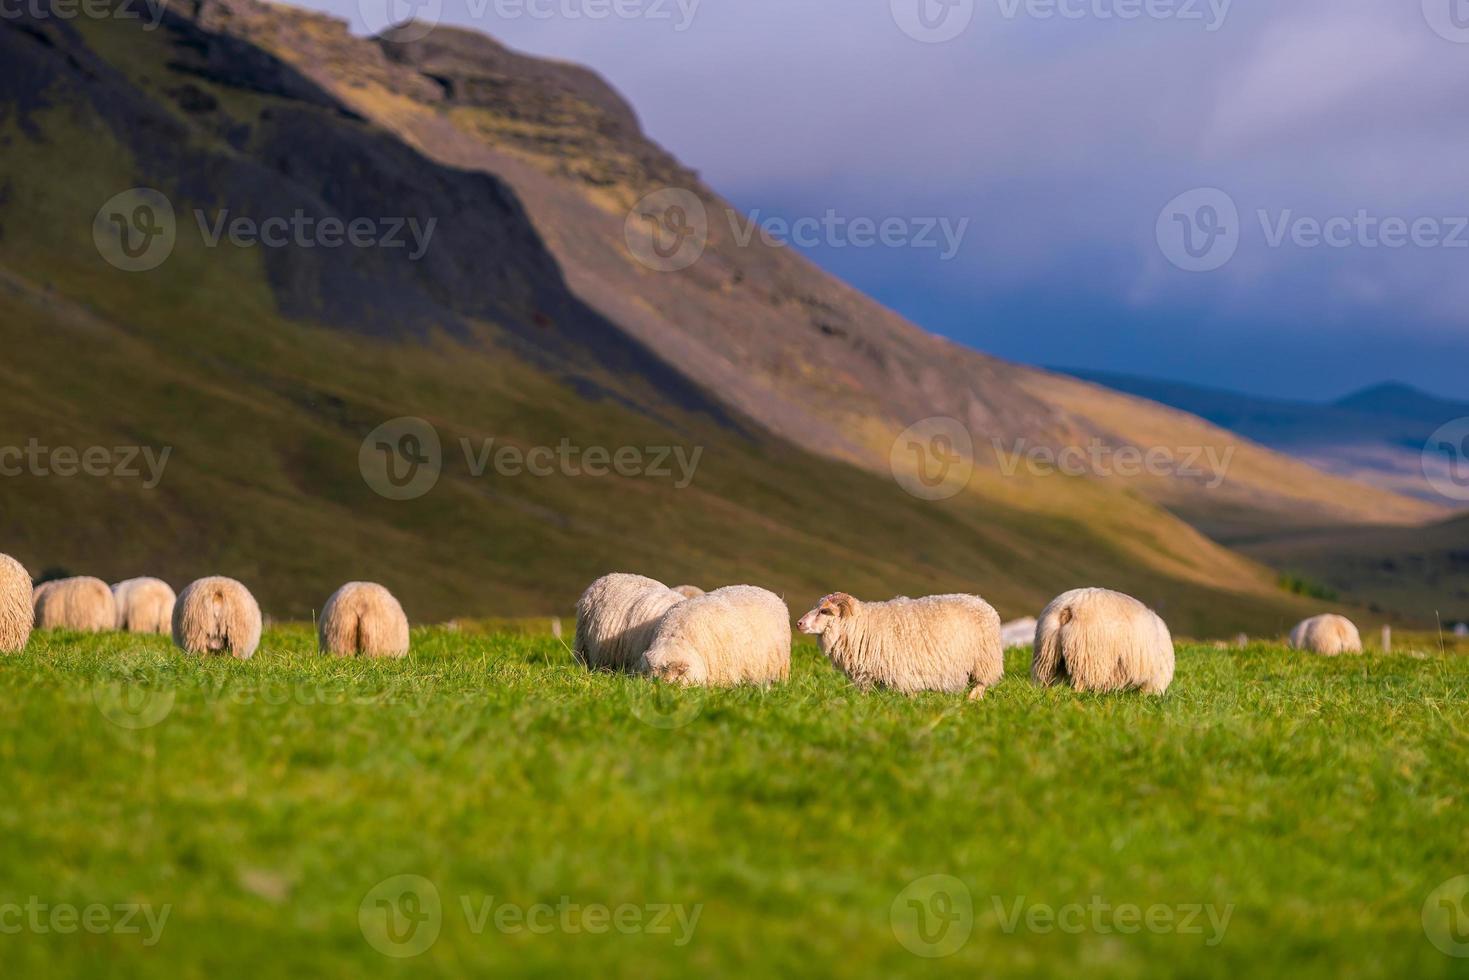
[796,593,858,636]
[643,644,709,686]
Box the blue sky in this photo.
[300,0,1469,401]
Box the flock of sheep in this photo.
[0,551,1369,695]
[0,553,409,660]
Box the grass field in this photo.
[2,628,1467,978]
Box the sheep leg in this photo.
[1031,609,1067,687]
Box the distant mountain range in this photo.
[1063,372,1469,506]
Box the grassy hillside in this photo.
[1239,514,1469,625]
[2,627,1466,978]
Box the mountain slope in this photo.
[0,2,1439,632]
[194,0,1442,529]
[1239,514,1469,624]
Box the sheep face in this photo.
[643,644,709,686]
[796,593,856,636]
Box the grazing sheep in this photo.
[33,576,116,632]
[574,573,687,672]
[111,577,176,634]
[173,576,262,660]
[642,585,791,687]
[1032,588,1174,695]
[671,585,705,600]
[319,582,410,658]
[797,592,1003,700]
[1001,617,1038,649]
[0,553,32,653]
[1288,614,1362,656]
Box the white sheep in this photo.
[574,573,687,671]
[173,576,262,660]
[319,582,410,657]
[112,577,177,634]
[1288,614,1362,656]
[796,592,1003,699]
[1032,588,1174,695]
[642,585,791,687]
[33,576,116,632]
[0,553,32,653]
[671,585,705,600]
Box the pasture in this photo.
[1,627,1465,978]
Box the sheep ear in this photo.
[831,593,856,617]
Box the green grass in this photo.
[2,629,1466,978]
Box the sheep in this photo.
[111,577,177,634]
[0,553,32,653]
[33,576,116,632]
[319,582,409,658]
[1001,616,1038,649]
[574,573,687,672]
[796,592,1003,700]
[642,585,791,687]
[1032,588,1174,695]
[1288,614,1362,656]
[173,576,262,660]
[671,585,705,600]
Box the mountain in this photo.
[1065,370,1469,506]
[0,0,1446,633]
[1241,513,1469,625]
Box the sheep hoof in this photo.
[966,684,988,701]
